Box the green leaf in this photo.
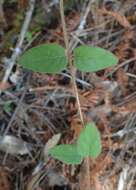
[49,144,83,164]
[25,32,33,42]
[77,123,101,158]
[74,45,118,72]
[18,44,67,73]
[3,101,13,113]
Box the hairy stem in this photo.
[60,0,84,126]
[60,1,90,190]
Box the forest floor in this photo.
[0,0,136,190]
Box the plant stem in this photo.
[60,1,90,190]
[60,0,69,55]
[60,0,84,126]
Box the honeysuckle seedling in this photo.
[49,144,83,164]
[19,44,67,73]
[77,123,101,158]
[49,122,101,164]
[18,43,118,164]
[73,45,118,72]
[19,43,118,73]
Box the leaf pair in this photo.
[49,123,101,164]
[18,43,118,164]
[18,43,118,73]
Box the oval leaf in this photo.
[74,45,118,72]
[49,144,83,164]
[18,44,67,73]
[77,123,101,158]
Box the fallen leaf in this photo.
[99,8,131,29]
[0,167,11,190]
[0,135,31,155]
[43,133,61,161]
[0,82,11,90]
[116,68,129,95]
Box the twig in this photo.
[106,57,136,77]
[77,0,95,31]
[126,72,136,79]
[117,166,129,190]
[0,0,6,27]
[69,0,96,50]
[1,0,36,88]
[61,72,92,87]
[60,0,69,54]
[3,89,27,136]
[42,0,59,12]
[23,31,41,51]
[29,85,73,92]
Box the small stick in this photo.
[1,0,36,90]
